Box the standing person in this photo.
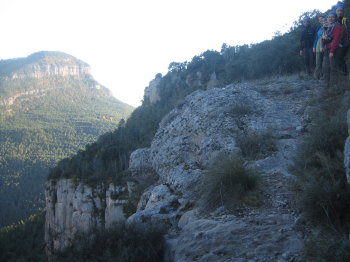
[300,17,316,76]
[322,11,344,87]
[335,1,349,74]
[336,1,349,28]
[313,15,326,79]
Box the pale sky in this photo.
[0,0,335,106]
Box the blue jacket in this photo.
[300,25,316,50]
[313,26,324,50]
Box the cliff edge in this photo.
[45,75,327,261]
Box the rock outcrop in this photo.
[0,51,112,109]
[126,76,319,261]
[10,63,90,79]
[144,75,161,104]
[0,51,91,79]
[45,76,321,260]
[138,78,309,198]
[45,179,127,254]
[206,72,220,89]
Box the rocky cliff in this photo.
[45,75,324,261]
[0,51,91,79]
[0,51,111,110]
[144,75,161,104]
[45,180,128,254]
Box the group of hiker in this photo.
[300,1,349,87]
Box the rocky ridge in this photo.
[0,51,112,110]
[45,75,324,261]
[0,51,91,79]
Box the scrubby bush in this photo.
[292,66,350,260]
[201,155,260,210]
[230,102,254,117]
[305,232,350,262]
[292,96,350,228]
[53,221,166,262]
[237,130,277,160]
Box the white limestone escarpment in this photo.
[6,51,91,79]
[0,52,111,109]
[45,180,127,255]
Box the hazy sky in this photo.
[0,0,335,106]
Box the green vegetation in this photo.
[0,212,47,262]
[53,222,165,262]
[201,155,260,210]
[0,53,133,227]
[292,76,350,260]
[305,233,350,262]
[229,102,254,117]
[293,111,350,225]
[237,130,277,160]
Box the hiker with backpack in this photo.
[322,11,344,87]
[335,1,350,74]
[336,1,350,31]
[313,14,326,79]
[300,17,316,75]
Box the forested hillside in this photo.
[0,51,133,227]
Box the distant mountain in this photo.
[0,51,133,227]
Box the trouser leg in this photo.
[304,48,311,74]
[323,50,330,87]
[309,48,315,72]
[304,47,314,75]
[329,55,338,86]
[314,52,322,79]
[335,46,347,75]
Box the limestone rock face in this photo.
[129,148,159,186]
[127,184,182,227]
[5,52,91,79]
[206,72,220,89]
[45,179,127,254]
[144,76,161,104]
[0,51,112,109]
[129,76,319,261]
[10,63,91,79]
[147,82,302,197]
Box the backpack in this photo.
[340,17,350,47]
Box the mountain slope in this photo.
[0,51,133,227]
